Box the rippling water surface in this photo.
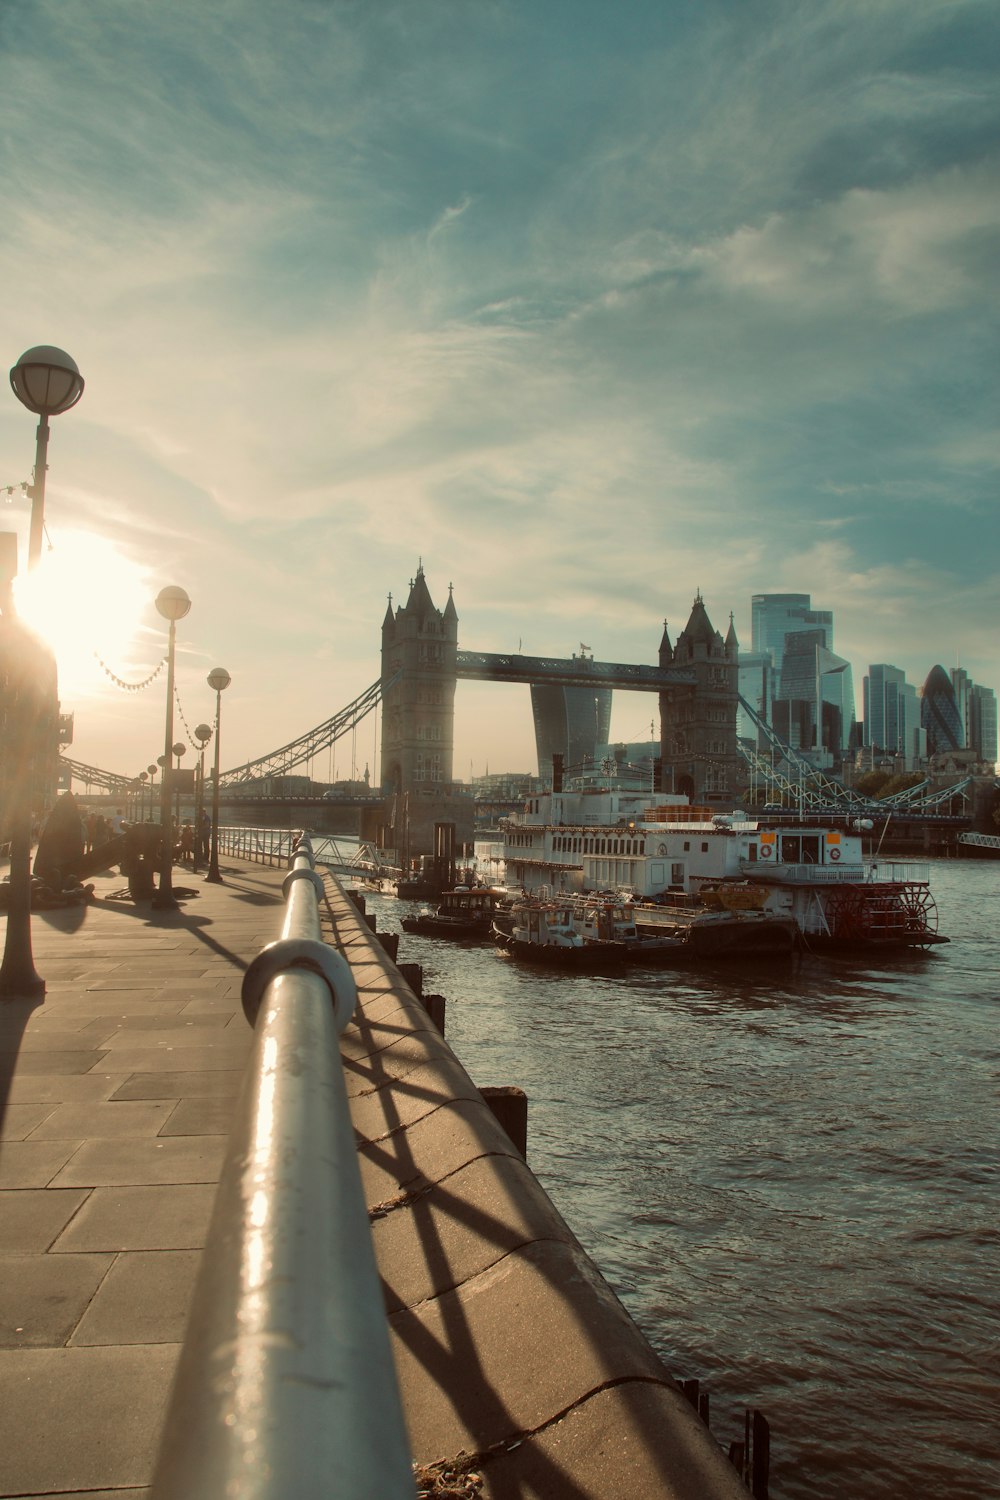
[360,860,998,1500]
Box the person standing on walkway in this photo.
[33,792,84,892]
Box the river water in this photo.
[354,858,998,1500]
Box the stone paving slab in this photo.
[0,1345,178,1494]
[69,1249,201,1346]
[0,1187,89,1252]
[53,1183,218,1253]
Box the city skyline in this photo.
[1,1,997,781]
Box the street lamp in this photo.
[193,723,212,873]
[9,347,85,571]
[138,770,148,820]
[172,741,186,828]
[205,667,230,884]
[151,586,191,910]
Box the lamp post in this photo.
[193,723,212,874]
[205,667,230,884]
[9,347,85,571]
[147,763,158,819]
[0,609,57,999]
[172,741,185,829]
[138,771,148,820]
[151,587,191,910]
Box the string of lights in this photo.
[174,682,213,751]
[93,652,166,692]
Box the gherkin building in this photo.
[920,665,963,754]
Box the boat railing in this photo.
[150,833,413,1500]
[738,859,931,885]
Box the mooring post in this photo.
[480,1085,528,1157]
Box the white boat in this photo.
[493,897,627,969]
[500,787,947,951]
[566,891,799,963]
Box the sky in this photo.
[1,0,997,785]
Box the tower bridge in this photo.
[56,565,988,853]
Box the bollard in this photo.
[377,931,400,962]
[398,962,423,998]
[481,1085,527,1157]
[423,993,446,1036]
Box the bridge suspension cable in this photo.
[219,676,394,787]
[736,696,865,808]
[59,757,134,794]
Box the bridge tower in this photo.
[658,594,740,806]
[379,565,472,855]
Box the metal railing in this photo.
[216,823,303,866]
[738,859,930,885]
[150,835,413,1500]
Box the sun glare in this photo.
[14,532,154,699]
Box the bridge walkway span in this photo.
[0,858,751,1499]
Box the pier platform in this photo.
[0,857,749,1499]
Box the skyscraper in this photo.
[751,594,854,756]
[863,664,925,767]
[751,594,833,689]
[920,666,964,756]
[530,651,612,778]
[970,684,998,766]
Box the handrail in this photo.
[216,823,301,866]
[150,835,413,1500]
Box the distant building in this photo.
[751,593,833,692]
[970,684,998,766]
[863,664,925,769]
[750,592,855,754]
[736,649,773,744]
[529,648,612,779]
[950,668,972,748]
[770,632,855,762]
[920,666,964,756]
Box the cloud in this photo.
[1,0,997,777]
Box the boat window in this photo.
[683,840,690,852]
[747,844,758,862]
[701,842,709,853]
[782,834,821,863]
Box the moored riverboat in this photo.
[569,891,799,963]
[401,886,508,940]
[501,787,948,951]
[493,897,627,970]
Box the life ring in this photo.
[760,845,772,859]
[829,848,841,862]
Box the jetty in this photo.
[0,846,760,1498]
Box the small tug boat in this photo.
[568,892,798,964]
[401,887,507,941]
[493,898,627,970]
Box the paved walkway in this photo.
[0,857,751,1500]
[0,858,276,1498]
